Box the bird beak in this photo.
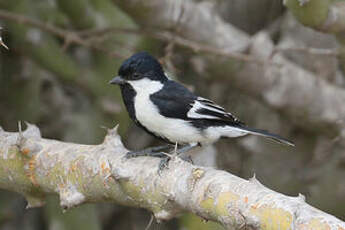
[109,76,126,85]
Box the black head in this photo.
[109,52,167,85]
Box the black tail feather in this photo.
[238,126,295,147]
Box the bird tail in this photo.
[237,125,295,147]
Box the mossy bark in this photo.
[0,124,344,230]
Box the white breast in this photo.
[128,79,208,144]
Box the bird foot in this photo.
[181,155,194,164]
[125,144,198,175]
[124,145,173,159]
[157,154,194,175]
[125,150,167,159]
[158,156,171,175]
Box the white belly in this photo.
[134,94,205,143]
[128,78,204,144]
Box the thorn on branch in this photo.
[103,124,124,148]
[0,27,9,50]
[59,184,86,210]
[297,193,306,202]
[23,121,41,139]
[249,173,256,181]
[249,173,264,187]
[15,122,42,157]
[16,121,25,148]
[105,124,119,138]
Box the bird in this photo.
[109,52,294,170]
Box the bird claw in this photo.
[125,151,139,159]
[125,144,197,175]
[158,156,171,175]
[181,155,194,164]
[124,150,167,159]
[157,154,193,175]
[124,145,173,160]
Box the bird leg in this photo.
[172,142,178,157]
[158,143,199,174]
[170,142,194,163]
[174,143,199,155]
[125,144,173,159]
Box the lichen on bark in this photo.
[0,123,344,230]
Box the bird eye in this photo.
[132,73,141,79]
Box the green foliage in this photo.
[285,0,331,28]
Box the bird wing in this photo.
[187,97,244,124]
[150,80,196,120]
[150,80,244,125]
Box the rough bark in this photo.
[113,0,250,53]
[0,123,344,230]
[215,0,284,34]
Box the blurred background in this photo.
[0,0,345,229]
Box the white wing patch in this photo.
[196,97,225,110]
[187,101,222,119]
[187,97,240,122]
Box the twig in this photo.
[0,9,126,58]
[0,9,272,65]
[276,46,339,56]
[159,3,185,72]
[80,27,268,65]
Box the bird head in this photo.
[109,52,167,86]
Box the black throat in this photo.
[120,84,137,121]
[119,83,169,142]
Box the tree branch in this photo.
[0,123,344,229]
[114,0,250,53]
[0,9,126,58]
[0,9,266,65]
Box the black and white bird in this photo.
[109,52,294,168]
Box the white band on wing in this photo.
[187,97,237,121]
